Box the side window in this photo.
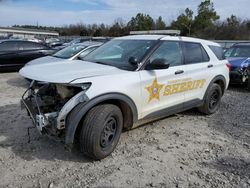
[149,41,183,67]
[17,42,46,51]
[16,42,32,50]
[0,41,18,51]
[32,43,47,50]
[183,42,209,64]
[209,45,225,60]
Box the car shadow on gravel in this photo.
[207,89,250,146]
[0,104,92,163]
[228,84,250,93]
[180,88,250,147]
[203,156,250,179]
[6,76,29,89]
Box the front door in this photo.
[139,41,188,119]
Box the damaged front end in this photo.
[230,59,250,85]
[21,81,90,138]
[242,68,250,84]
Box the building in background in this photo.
[0,27,59,40]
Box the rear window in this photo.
[183,42,209,64]
[209,45,225,60]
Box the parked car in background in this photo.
[63,38,90,46]
[59,37,110,50]
[27,38,44,43]
[0,40,56,71]
[224,43,250,90]
[26,41,103,66]
[45,38,63,48]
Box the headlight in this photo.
[241,58,250,68]
[71,83,92,92]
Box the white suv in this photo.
[20,35,230,160]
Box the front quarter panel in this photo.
[71,71,142,118]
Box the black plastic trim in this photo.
[142,99,202,121]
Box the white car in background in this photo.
[26,41,103,66]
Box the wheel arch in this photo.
[64,92,138,148]
[204,75,227,100]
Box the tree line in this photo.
[13,0,250,40]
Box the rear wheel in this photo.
[79,104,123,160]
[198,83,222,115]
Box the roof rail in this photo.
[130,30,181,36]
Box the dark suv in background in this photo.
[0,40,56,72]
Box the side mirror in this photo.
[145,59,170,70]
[128,57,139,67]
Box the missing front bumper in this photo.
[21,98,58,133]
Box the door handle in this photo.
[208,64,213,68]
[175,70,184,75]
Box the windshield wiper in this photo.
[52,55,62,58]
[94,61,109,66]
[52,55,68,59]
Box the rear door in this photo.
[16,41,50,66]
[0,41,20,70]
[182,42,214,105]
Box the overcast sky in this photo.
[0,0,248,27]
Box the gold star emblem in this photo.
[145,78,164,103]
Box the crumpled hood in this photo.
[228,57,250,69]
[26,56,63,66]
[19,60,123,83]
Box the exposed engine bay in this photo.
[32,83,81,113]
[21,81,87,137]
[241,67,250,83]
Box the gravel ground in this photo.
[0,73,249,188]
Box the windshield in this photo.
[83,39,157,70]
[226,46,250,58]
[53,44,86,59]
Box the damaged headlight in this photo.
[241,58,250,69]
[72,83,92,91]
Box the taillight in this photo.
[226,63,231,71]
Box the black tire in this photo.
[80,104,123,160]
[198,83,222,115]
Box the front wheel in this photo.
[80,104,123,160]
[198,83,222,115]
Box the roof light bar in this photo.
[130,30,181,36]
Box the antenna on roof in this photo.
[129,30,181,36]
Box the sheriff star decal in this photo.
[145,78,164,103]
